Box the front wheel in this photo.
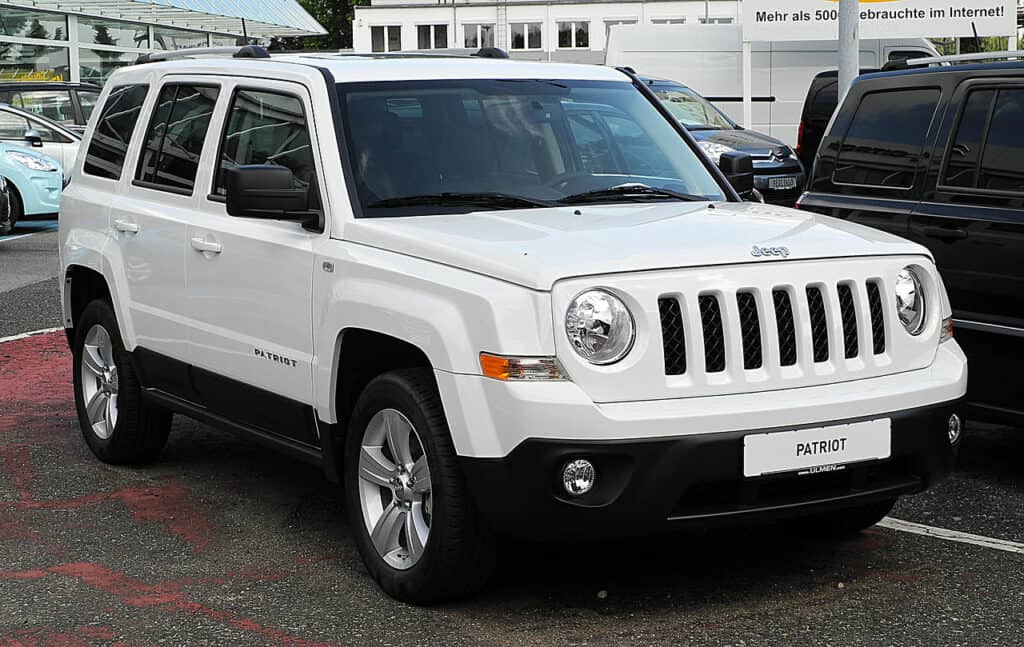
[344,369,494,604]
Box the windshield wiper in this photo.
[366,192,554,210]
[558,184,708,205]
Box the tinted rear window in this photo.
[979,89,1024,193]
[942,89,995,189]
[83,84,149,180]
[833,88,940,189]
[135,84,219,194]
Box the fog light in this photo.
[562,459,596,496]
[948,414,962,444]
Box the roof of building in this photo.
[5,0,326,38]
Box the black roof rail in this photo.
[135,45,269,65]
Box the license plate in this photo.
[768,176,799,190]
[743,419,891,478]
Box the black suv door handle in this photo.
[920,225,968,241]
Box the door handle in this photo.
[920,226,968,241]
[190,237,222,254]
[113,219,139,234]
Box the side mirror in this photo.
[719,151,755,198]
[23,129,43,148]
[224,165,309,220]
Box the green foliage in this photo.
[270,0,370,51]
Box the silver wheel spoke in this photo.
[370,501,406,557]
[410,456,431,494]
[86,389,108,426]
[104,395,115,433]
[384,410,414,468]
[95,327,114,365]
[406,503,428,560]
[359,446,397,487]
[83,345,105,378]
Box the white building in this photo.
[353,0,738,63]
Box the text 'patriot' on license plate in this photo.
[742,419,891,478]
[768,176,799,190]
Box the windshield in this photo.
[650,83,735,131]
[337,79,726,217]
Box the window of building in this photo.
[699,17,734,24]
[463,24,494,49]
[210,34,241,48]
[604,18,638,42]
[79,48,137,85]
[979,89,1024,193]
[371,25,402,52]
[0,44,70,81]
[214,90,318,211]
[833,88,940,189]
[651,18,687,25]
[152,26,208,50]
[510,22,542,50]
[77,15,149,49]
[0,7,68,40]
[83,84,148,180]
[417,24,447,49]
[136,84,220,193]
[557,21,589,49]
[942,90,996,189]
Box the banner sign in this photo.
[742,0,1016,41]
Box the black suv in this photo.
[0,82,101,133]
[800,59,1024,425]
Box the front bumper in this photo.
[461,398,962,540]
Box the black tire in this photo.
[787,498,896,537]
[72,299,172,465]
[7,186,22,232]
[344,369,495,604]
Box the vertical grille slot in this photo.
[866,281,886,355]
[772,289,798,367]
[837,283,859,359]
[699,295,726,373]
[736,292,763,370]
[806,286,830,363]
[658,297,687,375]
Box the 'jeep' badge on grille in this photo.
[751,245,790,258]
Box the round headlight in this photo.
[565,289,635,365]
[895,267,927,335]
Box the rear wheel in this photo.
[787,498,896,537]
[7,187,22,232]
[72,299,172,464]
[344,369,494,604]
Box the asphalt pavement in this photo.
[1,219,1022,646]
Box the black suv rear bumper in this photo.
[460,399,961,540]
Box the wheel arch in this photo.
[63,264,112,346]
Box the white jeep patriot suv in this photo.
[59,47,967,603]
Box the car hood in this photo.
[690,128,791,159]
[344,202,929,290]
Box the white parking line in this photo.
[880,517,1024,555]
[0,327,63,344]
[0,233,36,243]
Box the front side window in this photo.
[651,83,735,130]
[510,23,542,50]
[371,26,402,52]
[557,21,589,48]
[0,110,30,140]
[136,84,219,193]
[833,88,940,188]
[83,84,148,179]
[338,79,726,217]
[214,89,318,209]
[463,24,494,49]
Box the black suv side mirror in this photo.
[225,165,309,220]
[23,129,43,148]
[719,151,755,197]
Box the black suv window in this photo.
[83,84,148,180]
[979,90,1024,193]
[834,88,940,189]
[213,89,318,208]
[136,84,219,194]
[942,89,996,189]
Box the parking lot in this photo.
[0,218,1020,645]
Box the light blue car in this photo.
[0,142,62,235]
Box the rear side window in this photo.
[833,89,940,189]
[942,89,996,189]
[213,89,317,207]
[83,84,148,180]
[979,89,1024,193]
[136,84,220,194]
[16,90,77,126]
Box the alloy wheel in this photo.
[79,324,119,440]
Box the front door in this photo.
[184,81,324,446]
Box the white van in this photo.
[605,24,938,146]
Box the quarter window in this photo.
[83,84,148,180]
[135,84,219,193]
[214,90,319,210]
[833,89,940,189]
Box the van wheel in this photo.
[72,299,172,464]
[787,498,896,537]
[344,369,495,604]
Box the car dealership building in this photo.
[0,0,325,85]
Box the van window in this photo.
[213,89,318,209]
[979,89,1024,194]
[136,84,219,193]
[83,84,149,180]
[942,89,996,189]
[833,89,940,189]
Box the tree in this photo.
[270,0,369,51]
